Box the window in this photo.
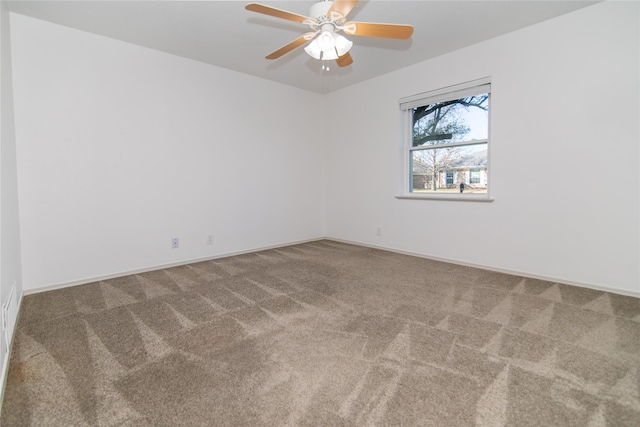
[446,170,454,185]
[398,78,491,201]
[470,168,481,184]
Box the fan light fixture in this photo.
[304,31,352,60]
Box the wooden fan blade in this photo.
[328,0,358,21]
[265,32,317,60]
[343,21,413,39]
[245,3,314,24]
[336,52,353,67]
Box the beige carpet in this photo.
[2,240,639,426]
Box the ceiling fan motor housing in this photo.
[310,1,335,24]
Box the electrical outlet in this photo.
[207,235,214,245]
[376,227,382,236]
[172,238,179,249]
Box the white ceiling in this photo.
[7,0,598,94]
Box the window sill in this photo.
[396,194,495,202]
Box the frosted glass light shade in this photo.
[316,31,335,52]
[304,38,322,59]
[334,34,353,56]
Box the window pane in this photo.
[412,94,488,147]
[411,143,487,193]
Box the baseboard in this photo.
[325,237,640,299]
[22,235,639,299]
[23,237,325,296]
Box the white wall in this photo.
[10,13,326,292]
[325,1,639,295]
[0,0,23,387]
[9,2,640,297]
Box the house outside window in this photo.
[398,78,491,201]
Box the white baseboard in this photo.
[23,236,325,296]
[326,237,640,299]
[21,235,640,299]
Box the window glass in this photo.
[412,99,488,147]
[410,143,488,193]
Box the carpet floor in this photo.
[1,240,639,426]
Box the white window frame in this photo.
[396,77,494,202]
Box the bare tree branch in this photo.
[412,95,488,124]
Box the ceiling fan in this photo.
[245,0,413,69]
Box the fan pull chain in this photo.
[321,61,330,72]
